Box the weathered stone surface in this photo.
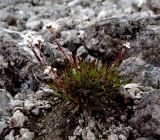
[0,89,12,120]
[0,30,41,94]
[9,110,27,128]
[0,121,8,136]
[129,89,160,138]
[84,15,160,66]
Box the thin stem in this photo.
[49,29,71,62]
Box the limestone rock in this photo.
[9,110,27,128]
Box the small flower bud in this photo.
[44,68,50,75]
[123,41,130,49]
[53,68,57,72]
[32,36,45,48]
[43,22,60,32]
[44,66,52,75]
[47,66,52,71]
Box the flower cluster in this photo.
[27,23,130,113]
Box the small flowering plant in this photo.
[27,27,130,114]
[53,60,124,112]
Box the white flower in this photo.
[44,68,50,75]
[43,22,60,32]
[44,66,52,75]
[32,36,45,48]
[23,31,37,43]
[123,41,130,49]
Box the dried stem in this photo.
[49,29,71,62]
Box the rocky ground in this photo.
[0,0,160,140]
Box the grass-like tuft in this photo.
[27,28,130,115]
[49,58,127,114]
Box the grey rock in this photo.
[24,100,35,111]
[78,119,84,125]
[0,89,12,120]
[60,30,84,52]
[0,30,41,94]
[122,83,142,99]
[19,128,34,140]
[4,130,15,140]
[26,20,43,31]
[76,46,88,58]
[119,57,146,79]
[87,129,96,140]
[11,100,24,108]
[20,128,30,136]
[0,10,16,25]
[68,136,77,140]
[120,127,132,138]
[14,93,27,100]
[120,115,127,122]
[96,4,118,19]
[134,65,160,88]
[31,108,40,116]
[88,119,96,129]
[84,18,127,64]
[82,127,96,140]
[15,135,20,140]
[129,89,160,137]
[120,56,160,88]
[73,126,82,136]
[68,0,80,7]
[0,121,8,135]
[85,15,160,66]
[0,22,8,29]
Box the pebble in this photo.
[41,129,47,135]
[68,136,77,140]
[5,130,15,140]
[11,100,24,108]
[106,117,114,123]
[24,100,35,111]
[108,133,119,140]
[119,134,127,140]
[124,83,139,89]
[120,115,127,122]
[31,108,40,116]
[9,110,27,128]
[15,135,20,140]
[20,128,29,135]
[78,119,84,125]
[98,134,103,139]
[73,126,83,136]
[19,131,34,140]
[26,20,43,31]
[89,119,96,129]
[87,129,96,140]
[0,121,8,135]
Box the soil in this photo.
[25,95,134,140]
[26,99,76,140]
